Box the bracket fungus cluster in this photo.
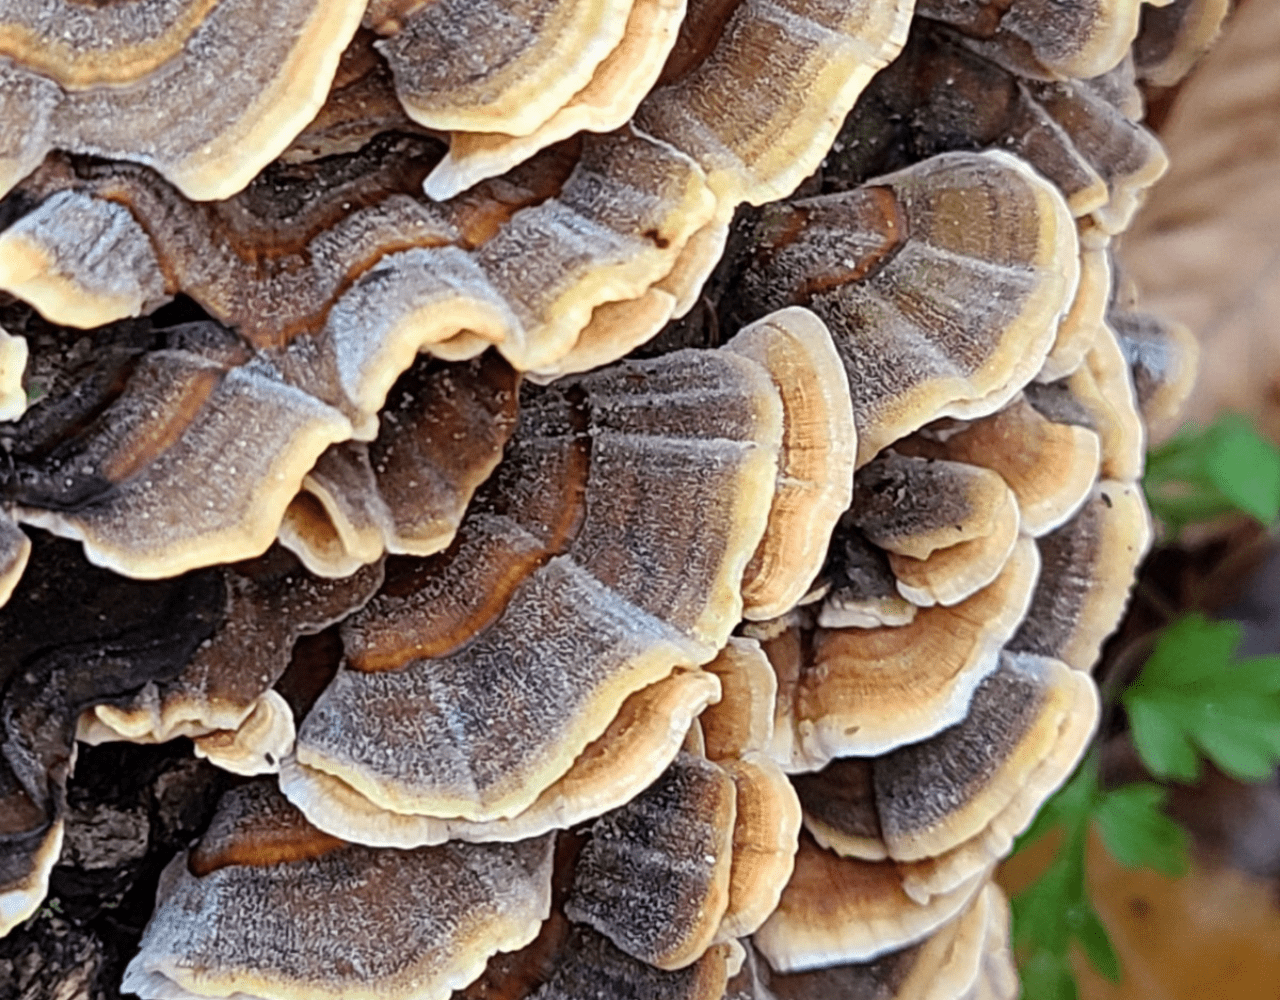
[0,0,1216,997]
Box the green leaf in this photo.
[1135,615,1241,687]
[1093,784,1190,876]
[1072,902,1122,983]
[1205,416,1280,523]
[1125,697,1201,781]
[1020,951,1080,1000]
[1144,414,1280,533]
[1124,614,1280,781]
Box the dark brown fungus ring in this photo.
[76,546,383,775]
[753,832,991,972]
[422,0,688,200]
[3,321,352,578]
[766,538,1040,771]
[736,150,1078,466]
[729,883,1013,1000]
[288,341,790,829]
[1009,481,1151,672]
[0,0,367,201]
[279,351,521,577]
[122,782,555,1000]
[565,750,739,971]
[915,0,1156,81]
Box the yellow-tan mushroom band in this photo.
[0,0,1213,997]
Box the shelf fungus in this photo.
[0,0,1204,996]
[279,351,521,577]
[282,319,843,843]
[76,547,383,775]
[830,23,1168,237]
[735,149,1079,465]
[1009,481,1152,673]
[728,882,1017,1000]
[793,652,1098,903]
[914,0,1162,82]
[0,0,367,201]
[122,782,556,1000]
[0,316,353,579]
[765,538,1041,771]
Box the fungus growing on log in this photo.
[0,1,1208,996]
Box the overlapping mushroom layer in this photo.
[0,0,1212,997]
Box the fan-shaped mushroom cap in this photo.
[0,0,366,201]
[12,345,352,579]
[184,689,294,777]
[280,668,721,847]
[768,537,1040,769]
[887,487,1021,608]
[793,758,887,862]
[717,751,803,940]
[916,0,1155,80]
[424,0,687,200]
[0,191,169,329]
[122,782,555,1000]
[1010,481,1151,671]
[851,453,1011,562]
[741,881,1001,1000]
[3,135,459,337]
[700,637,778,762]
[1133,0,1230,86]
[280,352,521,576]
[299,557,705,824]
[1109,307,1199,445]
[1040,245,1112,382]
[78,548,381,761]
[818,523,918,630]
[725,307,857,620]
[895,667,1100,905]
[635,0,912,207]
[471,131,717,373]
[296,342,784,824]
[375,0,632,137]
[896,397,1101,538]
[738,150,1078,464]
[872,651,1099,861]
[1081,322,1148,482]
[1025,334,1145,485]
[3,127,713,384]
[832,27,1166,236]
[566,750,736,970]
[754,833,990,971]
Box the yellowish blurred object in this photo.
[999,830,1280,1000]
